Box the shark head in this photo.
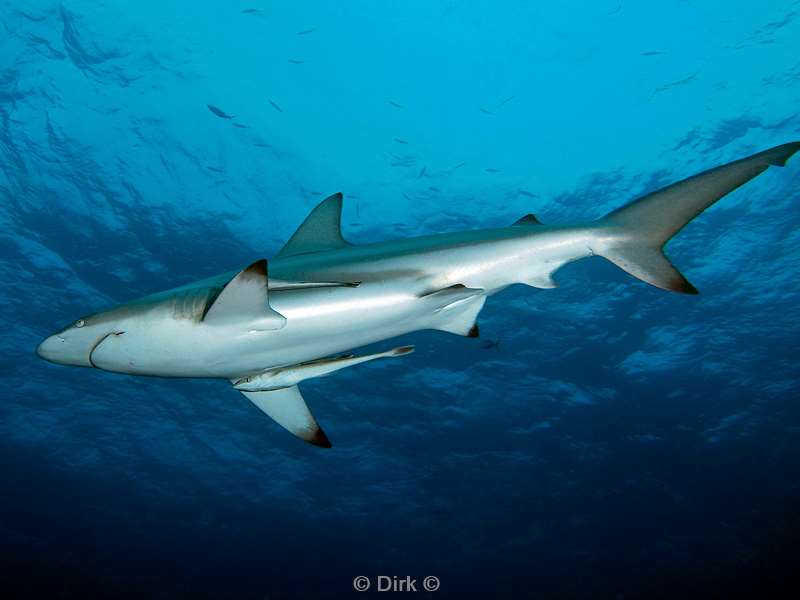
[36,310,128,368]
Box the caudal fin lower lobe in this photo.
[594,141,800,294]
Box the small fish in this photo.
[297,29,315,35]
[498,95,515,107]
[394,138,408,144]
[480,339,501,350]
[451,162,466,170]
[310,191,322,196]
[233,123,249,129]
[418,166,427,178]
[479,108,493,115]
[16,10,48,22]
[518,189,537,198]
[207,104,234,119]
[207,166,224,173]
[651,72,698,97]
[641,51,666,56]
[241,8,261,15]
[159,153,173,175]
[402,193,412,201]
[389,101,404,109]
[254,142,271,148]
[288,59,305,64]
[388,154,416,167]
[485,168,501,173]
[269,100,283,113]
[428,186,441,192]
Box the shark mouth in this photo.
[88,331,124,369]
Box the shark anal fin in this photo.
[276,193,351,258]
[237,384,332,448]
[203,259,286,329]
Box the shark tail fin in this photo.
[592,141,800,294]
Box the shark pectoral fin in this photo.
[275,192,351,258]
[237,385,332,448]
[422,285,486,337]
[203,259,286,329]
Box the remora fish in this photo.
[36,142,800,448]
[234,346,414,391]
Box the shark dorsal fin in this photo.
[203,259,286,329]
[513,213,543,226]
[276,193,350,258]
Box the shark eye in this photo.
[75,319,85,328]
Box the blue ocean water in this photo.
[2,1,800,597]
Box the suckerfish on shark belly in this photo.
[233,346,415,392]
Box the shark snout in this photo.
[37,334,72,364]
[36,332,96,368]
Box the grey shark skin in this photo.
[37,142,800,447]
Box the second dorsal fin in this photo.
[512,213,543,226]
[276,193,351,258]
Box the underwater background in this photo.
[2,1,800,598]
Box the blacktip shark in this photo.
[37,142,800,448]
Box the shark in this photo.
[36,142,799,447]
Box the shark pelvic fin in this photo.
[203,259,286,329]
[276,192,351,258]
[422,284,487,336]
[237,385,332,448]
